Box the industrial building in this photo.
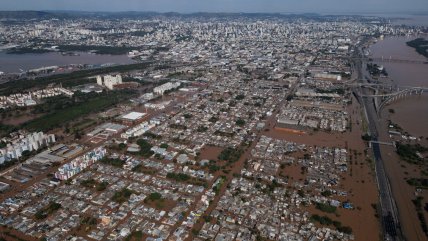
[153,81,181,95]
[119,111,146,125]
[121,121,156,139]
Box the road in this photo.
[185,71,303,240]
[353,43,403,241]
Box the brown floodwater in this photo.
[370,36,428,137]
[370,36,428,240]
[387,95,428,139]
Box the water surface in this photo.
[370,35,428,137]
[0,51,134,73]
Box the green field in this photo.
[0,62,153,95]
[21,90,136,132]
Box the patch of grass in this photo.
[197,126,208,132]
[407,178,428,189]
[218,147,243,163]
[321,190,332,197]
[136,139,154,157]
[35,202,61,220]
[236,118,246,126]
[396,142,428,164]
[311,214,352,234]
[315,202,337,213]
[132,164,157,175]
[412,196,428,236]
[146,192,162,202]
[96,181,109,191]
[99,157,125,168]
[166,172,207,187]
[80,216,98,226]
[22,90,135,132]
[125,230,143,241]
[112,188,134,203]
[80,178,97,188]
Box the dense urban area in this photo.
[0,11,427,241]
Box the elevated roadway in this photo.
[352,44,404,241]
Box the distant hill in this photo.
[0,10,335,21]
[0,11,59,19]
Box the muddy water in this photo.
[370,36,428,87]
[0,51,135,73]
[370,36,428,137]
[370,36,428,240]
[386,95,428,139]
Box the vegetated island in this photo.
[406,38,428,59]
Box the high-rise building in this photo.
[0,132,56,164]
[96,74,123,90]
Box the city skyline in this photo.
[1,0,428,14]
[0,3,427,241]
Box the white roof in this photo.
[121,111,145,120]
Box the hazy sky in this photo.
[1,0,428,14]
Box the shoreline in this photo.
[366,34,428,241]
[0,50,136,74]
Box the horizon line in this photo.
[1,9,428,16]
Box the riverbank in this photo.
[0,51,135,73]
[406,38,428,59]
[369,35,428,241]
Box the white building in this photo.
[121,121,156,139]
[0,132,56,164]
[120,112,146,122]
[153,81,181,95]
[96,74,123,90]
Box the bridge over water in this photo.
[369,141,395,147]
[349,83,428,115]
[347,56,428,65]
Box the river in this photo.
[369,35,428,138]
[357,13,428,27]
[0,51,135,73]
[391,15,428,27]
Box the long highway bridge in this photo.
[347,82,428,115]
[352,44,404,241]
[346,56,428,64]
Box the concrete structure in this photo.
[153,82,181,95]
[0,87,74,109]
[276,117,301,130]
[0,132,56,164]
[87,123,127,137]
[55,147,106,180]
[0,182,10,192]
[120,112,146,122]
[96,74,123,90]
[121,121,156,139]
